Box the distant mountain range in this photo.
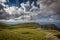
[0,23,60,31]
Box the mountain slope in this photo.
[0,23,60,40]
[0,23,59,31]
[14,23,60,30]
[0,28,60,40]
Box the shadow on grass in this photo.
[0,23,10,29]
[55,34,60,39]
[22,32,33,34]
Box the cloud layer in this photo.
[0,0,60,23]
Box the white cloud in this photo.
[0,0,6,3]
[0,0,60,23]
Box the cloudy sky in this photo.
[0,0,60,26]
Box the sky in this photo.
[0,0,60,28]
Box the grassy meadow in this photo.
[0,23,60,40]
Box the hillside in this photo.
[0,23,60,40]
[0,23,59,30]
[15,23,59,30]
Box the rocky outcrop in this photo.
[39,24,59,30]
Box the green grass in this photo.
[0,28,43,40]
[0,28,59,40]
[0,23,60,40]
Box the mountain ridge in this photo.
[0,23,60,31]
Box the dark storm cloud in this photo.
[0,4,4,10]
[39,0,60,20]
